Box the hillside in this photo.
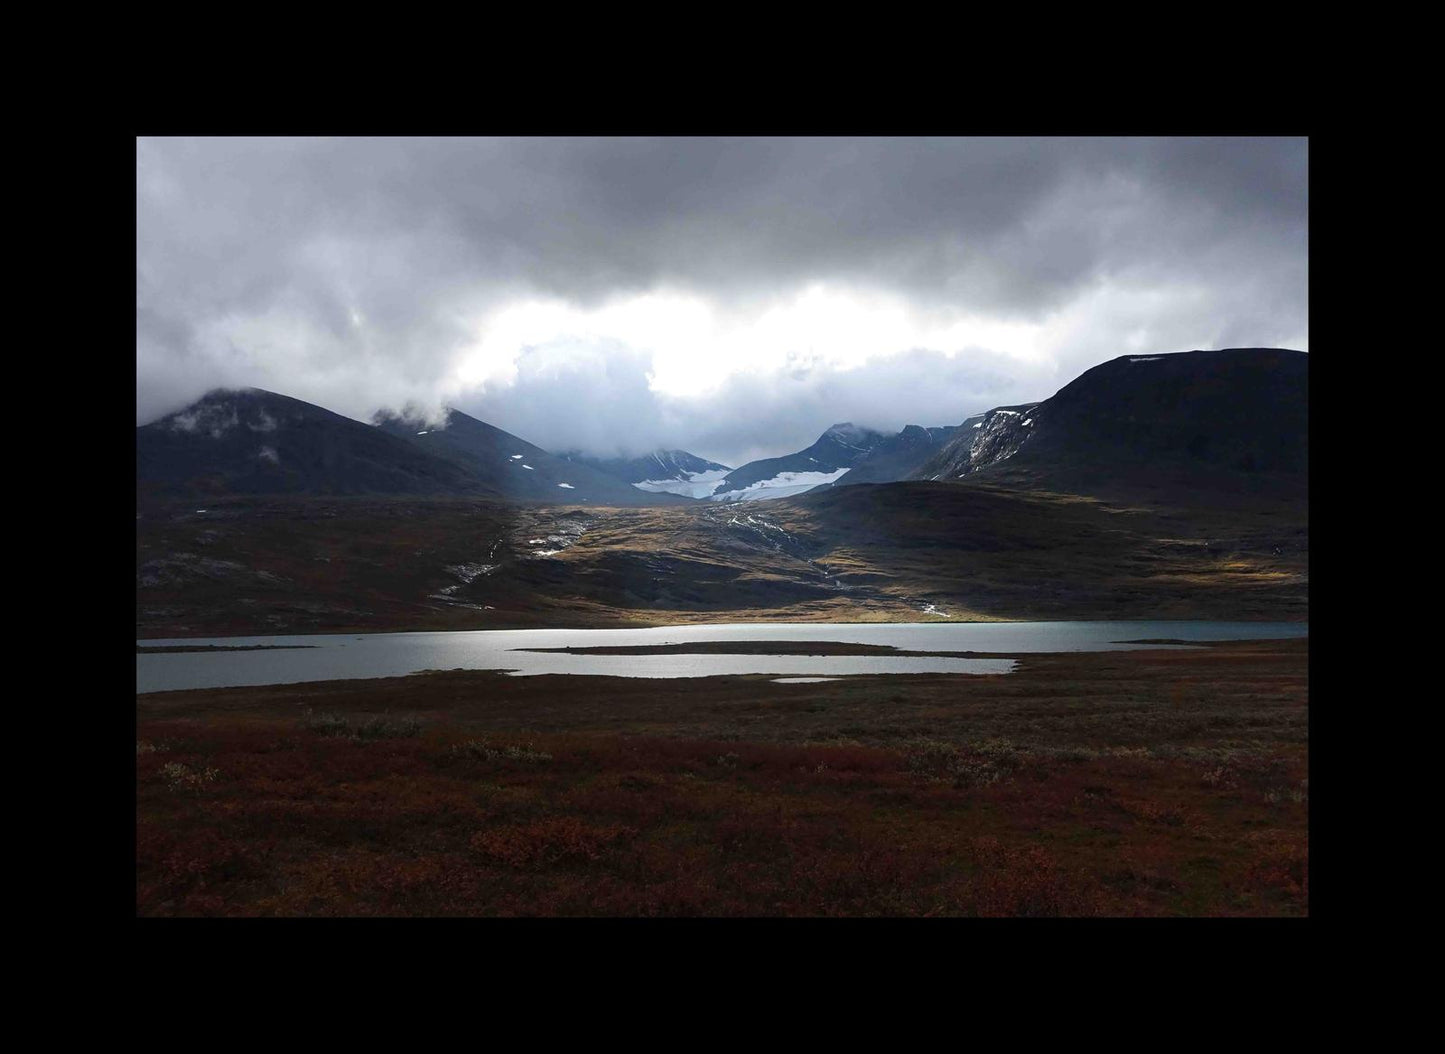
[914,348,1307,500]
[137,389,484,500]
[374,409,689,507]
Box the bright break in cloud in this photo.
[136,136,1307,467]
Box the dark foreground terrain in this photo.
[137,638,1308,916]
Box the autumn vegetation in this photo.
[137,639,1307,916]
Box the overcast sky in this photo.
[136,136,1307,467]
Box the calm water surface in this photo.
[136,621,1307,695]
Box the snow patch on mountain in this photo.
[709,468,850,502]
[632,467,732,498]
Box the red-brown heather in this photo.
[136,639,1307,917]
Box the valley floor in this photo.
[136,638,1308,917]
[136,485,1309,638]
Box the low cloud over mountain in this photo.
[138,138,1307,468]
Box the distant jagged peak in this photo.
[645,449,711,472]
[654,448,732,473]
[895,423,958,444]
[818,421,886,450]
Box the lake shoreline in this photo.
[135,613,1311,642]
[135,621,1305,695]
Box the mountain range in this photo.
[372,408,688,506]
[137,347,1309,637]
[137,348,1308,507]
[139,396,958,504]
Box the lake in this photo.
[136,620,1307,694]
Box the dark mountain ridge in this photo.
[912,348,1307,493]
[138,348,1306,510]
[137,388,483,500]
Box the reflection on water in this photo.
[136,620,1307,695]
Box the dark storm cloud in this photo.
[136,136,1307,461]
